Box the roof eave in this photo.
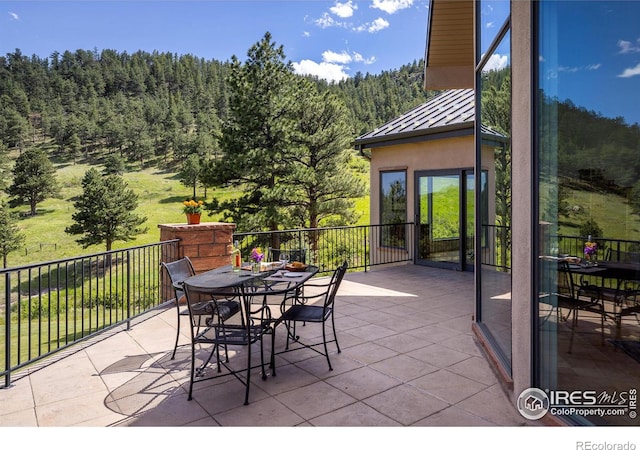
[354,121,473,151]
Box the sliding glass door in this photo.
[416,170,474,270]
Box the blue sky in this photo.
[0,0,431,82]
[538,1,640,126]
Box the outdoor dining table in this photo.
[181,262,319,404]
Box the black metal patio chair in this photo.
[161,257,240,359]
[182,281,275,405]
[278,260,347,370]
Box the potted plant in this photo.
[182,199,204,224]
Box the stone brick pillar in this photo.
[158,222,237,274]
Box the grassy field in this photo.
[558,186,640,240]
[4,158,371,268]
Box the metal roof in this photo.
[354,89,507,150]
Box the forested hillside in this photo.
[0,48,431,168]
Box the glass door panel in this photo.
[416,173,461,268]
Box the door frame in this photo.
[414,168,475,271]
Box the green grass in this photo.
[5,159,371,267]
[559,187,640,240]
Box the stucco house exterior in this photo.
[354,89,505,272]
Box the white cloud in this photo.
[314,12,345,29]
[618,38,640,54]
[618,63,640,78]
[367,17,389,33]
[322,50,352,64]
[483,53,508,72]
[8,12,19,20]
[330,1,357,18]
[486,21,494,29]
[292,60,349,83]
[371,0,414,15]
[558,64,601,73]
[292,49,376,82]
[302,31,311,38]
[353,52,376,65]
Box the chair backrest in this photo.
[268,247,307,264]
[557,261,577,299]
[162,257,196,298]
[323,260,348,310]
[182,281,222,327]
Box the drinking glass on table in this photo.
[279,253,289,268]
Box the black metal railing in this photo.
[1,240,180,387]
[481,224,511,270]
[233,223,415,274]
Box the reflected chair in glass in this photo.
[278,260,347,370]
[182,281,275,405]
[161,257,240,360]
[556,261,607,352]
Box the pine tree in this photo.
[7,147,60,215]
[0,201,25,268]
[208,32,298,232]
[65,168,147,251]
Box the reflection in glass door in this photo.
[416,171,473,270]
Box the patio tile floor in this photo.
[0,264,536,428]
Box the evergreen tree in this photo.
[178,153,201,199]
[65,168,147,251]
[7,147,60,215]
[102,153,126,175]
[285,77,367,231]
[0,201,25,268]
[208,32,298,232]
[0,140,10,192]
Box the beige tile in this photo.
[363,384,449,425]
[0,407,38,426]
[275,381,356,420]
[456,384,529,426]
[0,377,35,416]
[407,324,463,343]
[214,397,305,426]
[407,343,472,368]
[344,323,398,341]
[447,356,500,386]
[370,354,439,382]
[340,341,398,365]
[376,332,432,353]
[412,405,496,426]
[409,369,488,404]
[256,362,321,396]
[36,390,120,426]
[310,402,402,426]
[325,366,401,399]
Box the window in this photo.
[476,3,512,368]
[536,0,640,426]
[380,170,407,248]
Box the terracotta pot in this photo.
[186,213,201,225]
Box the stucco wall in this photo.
[370,135,474,227]
[510,0,533,401]
[370,136,496,224]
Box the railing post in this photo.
[126,250,131,331]
[364,226,368,272]
[4,272,11,388]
